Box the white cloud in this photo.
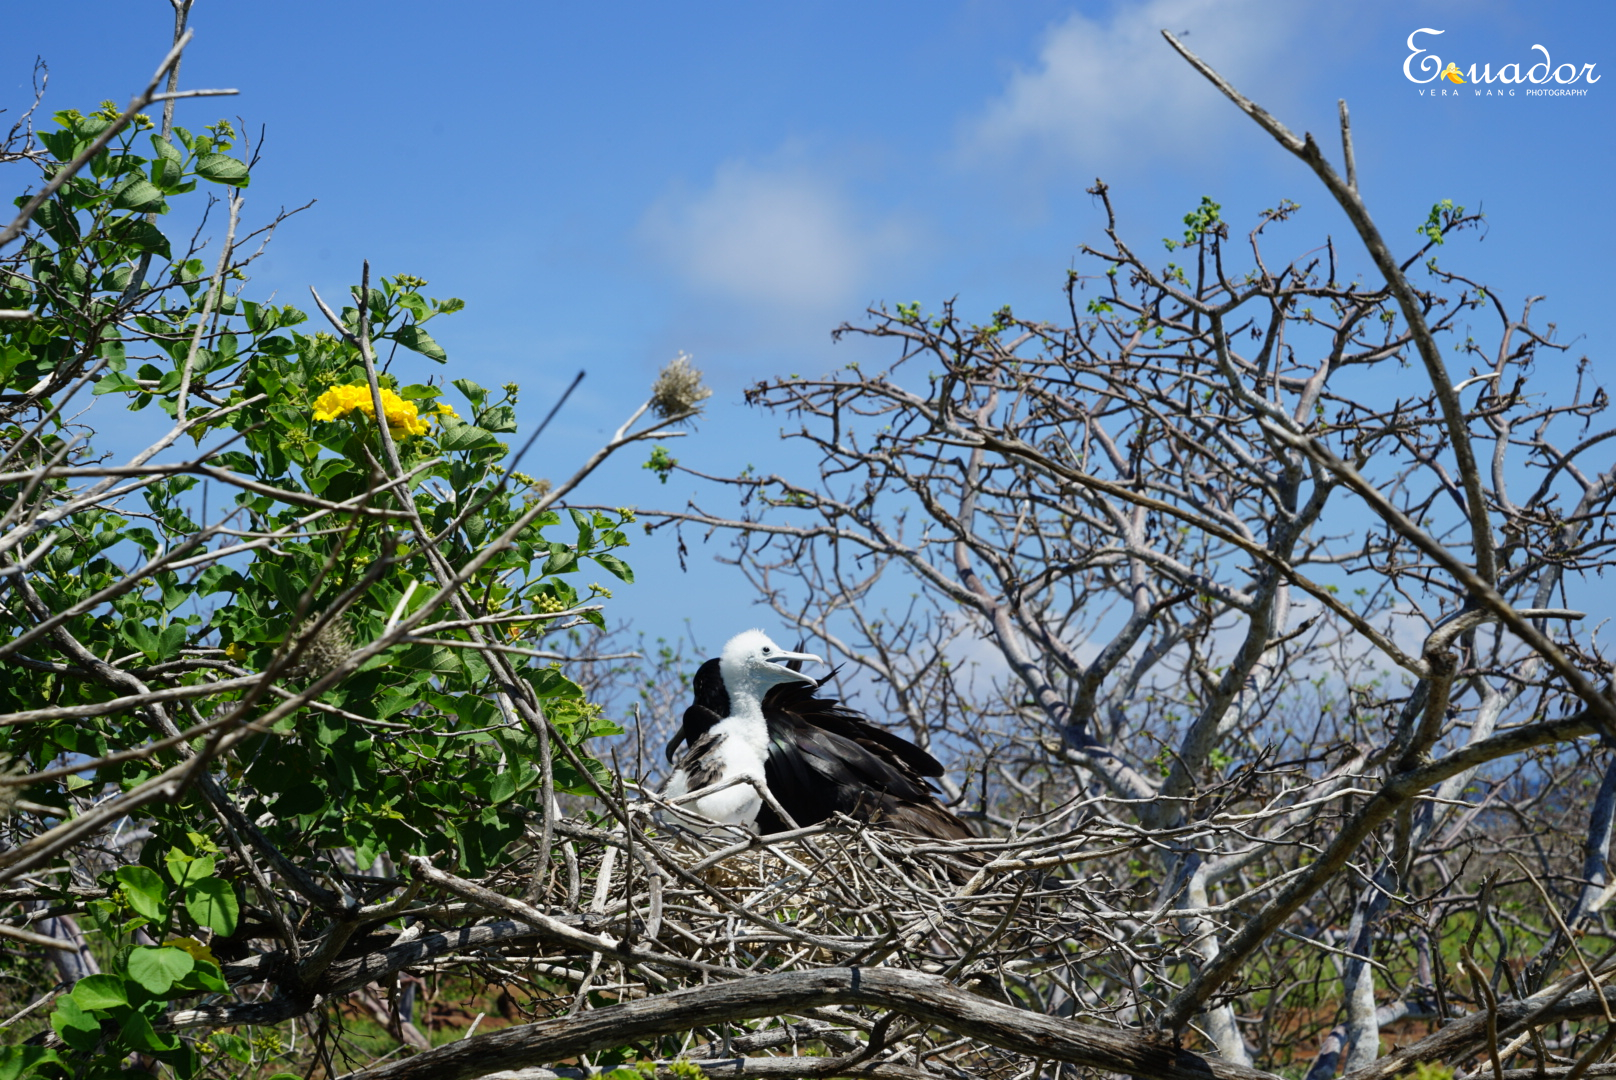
[641,160,909,314]
[964,0,1301,170]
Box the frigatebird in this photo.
[662,630,971,840]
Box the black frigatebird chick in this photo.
[663,630,971,840]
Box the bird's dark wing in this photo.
[869,799,975,842]
[666,703,724,764]
[666,657,729,763]
[692,657,730,713]
[787,719,937,805]
[761,700,972,841]
[763,675,946,777]
[753,801,791,835]
[671,725,728,792]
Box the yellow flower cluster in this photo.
[166,936,217,965]
[311,384,430,437]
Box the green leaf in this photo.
[101,264,133,292]
[50,995,100,1052]
[400,643,460,675]
[313,711,347,747]
[393,323,447,362]
[438,420,496,452]
[149,133,183,162]
[0,1047,61,1080]
[489,770,517,803]
[194,152,251,186]
[93,371,141,396]
[120,1009,179,1052]
[476,405,518,433]
[452,378,487,407]
[195,565,245,595]
[165,848,215,888]
[210,1031,253,1063]
[122,621,162,661]
[127,946,194,995]
[151,153,185,191]
[176,959,227,993]
[125,526,160,555]
[115,865,168,921]
[375,691,415,719]
[592,553,635,583]
[184,878,239,936]
[31,198,79,247]
[398,292,429,320]
[70,973,127,1011]
[360,284,387,316]
[542,545,578,576]
[110,177,165,212]
[39,127,75,160]
[526,666,584,700]
[105,216,172,259]
[157,622,188,657]
[271,781,326,818]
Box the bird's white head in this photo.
[718,630,821,710]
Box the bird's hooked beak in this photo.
[766,647,822,683]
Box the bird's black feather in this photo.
[764,677,947,778]
[665,657,727,763]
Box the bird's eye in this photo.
[762,647,771,654]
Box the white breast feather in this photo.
[662,716,768,829]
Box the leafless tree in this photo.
[636,32,1616,1080]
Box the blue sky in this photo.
[5,0,1613,659]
